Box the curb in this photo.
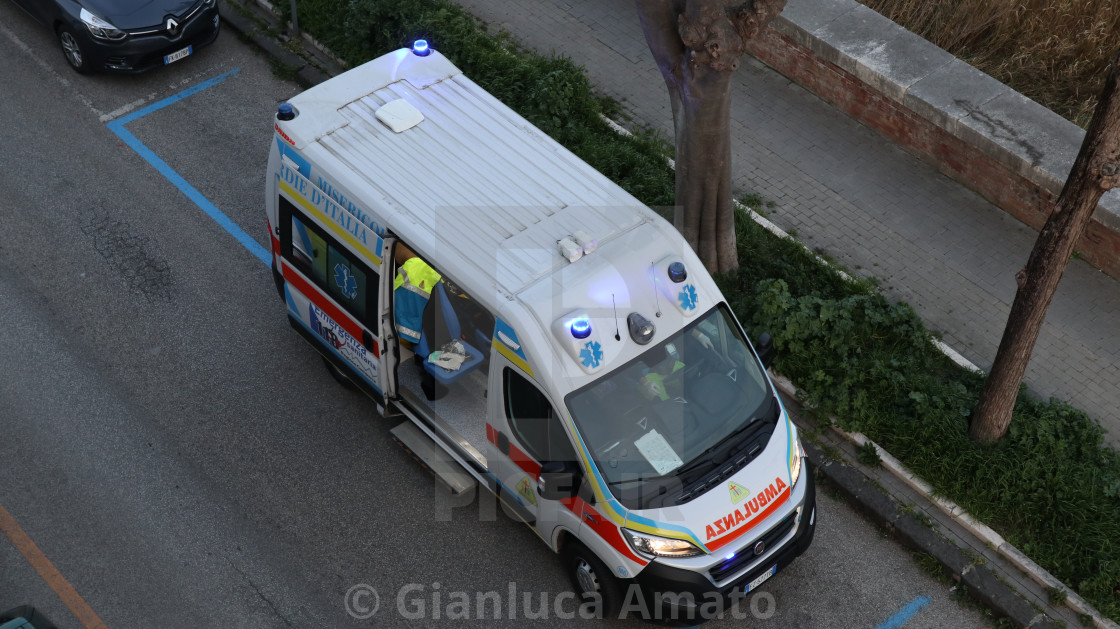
[772,374,1119,629]
[800,439,1059,629]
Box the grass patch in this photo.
[856,0,1118,127]
[857,441,883,467]
[912,551,951,585]
[284,0,1120,621]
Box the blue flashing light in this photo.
[570,317,592,339]
[276,103,295,121]
[725,552,736,560]
[412,39,431,57]
[668,261,688,283]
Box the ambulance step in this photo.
[390,422,477,495]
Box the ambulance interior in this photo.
[392,243,495,463]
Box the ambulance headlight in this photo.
[622,529,704,559]
[790,440,804,487]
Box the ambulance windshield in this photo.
[565,305,776,508]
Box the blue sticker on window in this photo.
[579,340,603,368]
[334,263,358,299]
[678,284,698,311]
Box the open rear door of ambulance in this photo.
[378,236,400,400]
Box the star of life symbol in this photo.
[579,340,603,368]
[679,284,698,311]
[334,263,358,299]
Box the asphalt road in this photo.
[0,5,995,628]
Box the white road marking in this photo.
[3,18,223,123]
[0,20,105,118]
[101,97,157,123]
[100,68,221,122]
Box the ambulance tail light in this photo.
[622,529,704,559]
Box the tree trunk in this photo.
[970,51,1120,443]
[676,65,737,273]
[635,0,786,274]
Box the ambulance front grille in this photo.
[708,511,797,583]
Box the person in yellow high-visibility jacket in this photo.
[639,330,715,400]
[393,245,441,345]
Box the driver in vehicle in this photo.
[639,330,715,401]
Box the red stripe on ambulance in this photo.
[485,425,647,566]
[282,260,372,352]
[704,476,790,552]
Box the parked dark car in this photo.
[8,0,220,73]
[0,606,58,629]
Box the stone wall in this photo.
[747,0,1120,279]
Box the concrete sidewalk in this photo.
[454,0,1120,447]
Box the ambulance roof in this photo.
[279,47,714,384]
[282,48,658,298]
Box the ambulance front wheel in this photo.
[563,541,624,620]
[321,356,355,389]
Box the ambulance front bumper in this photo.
[633,465,816,617]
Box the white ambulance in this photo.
[264,42,815,620]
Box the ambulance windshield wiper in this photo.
[607,473,671,488]
[674,396,778,481]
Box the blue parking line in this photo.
[872,595,931,629]
[105,67,270,267]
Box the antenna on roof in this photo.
[649,264,662,318]
[612,294,621,341]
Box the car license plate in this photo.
[164,46,192,65]
[745,565,777,593]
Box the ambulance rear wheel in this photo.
[321,356,355,389]
[563,541,624,619]
[271,263,284,300]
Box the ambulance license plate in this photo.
[745,565,777,593]
[164,46,192,65]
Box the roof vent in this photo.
[375,99,424,133]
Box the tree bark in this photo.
[970,51,1120,443]
[635,0,786,274]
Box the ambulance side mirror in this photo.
[756,332,775,369]
[538,462,580,501]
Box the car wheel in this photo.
[321,356,355,389]
[57,26,90,73]
[563,541,625,620]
